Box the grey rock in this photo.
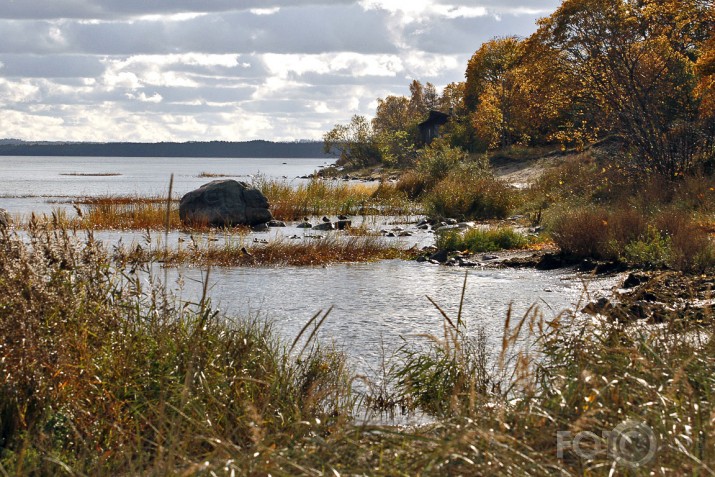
[296,222,313,229]
[429,249,449,263]
[335,220,352,230]
[267,220,286,227]
[482,254,499,261]
[313,222,334,231]
[398,231,412,237]
[582,297,613,315]
[179,180,272,227]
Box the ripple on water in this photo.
[167,260,620,375]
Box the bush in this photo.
[427,172,516,220]
[550,205,715,271]
[437,227,528,253]
[550,207,612,259]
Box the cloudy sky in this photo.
[0,0,559,142]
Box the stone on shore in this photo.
[179,180,272,227]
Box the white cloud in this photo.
[0,1,558,141]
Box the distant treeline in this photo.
[0,140,331,158]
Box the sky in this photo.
[0,0,560,142]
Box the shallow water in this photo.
[166,260,619,376]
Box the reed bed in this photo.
[256,177,420,220]
[132,235,412,267]
[32,179,421,231]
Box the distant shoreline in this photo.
[0,140,332,158]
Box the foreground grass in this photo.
[1,224,714,475]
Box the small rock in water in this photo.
[482,254,499,261]
[297,222,312,229]
[268,220,286,227]
[313,222,334,231]
[251,223,270,232]
[429,249,449,263]
[582,297,613,315]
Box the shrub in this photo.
[550,205,715,271]
[622,226,672,268]
[427,172,516,220]
[550,207,612,259]
[437,227,528,253]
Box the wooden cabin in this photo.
[418,110,450,145]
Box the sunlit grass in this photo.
[133,235,414,267]
[25,179,421,231]
[257,177,420,220]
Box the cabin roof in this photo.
[418,110,450,128]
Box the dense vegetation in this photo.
[1,226,713,474]
[324,0,715,269]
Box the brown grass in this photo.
[138,236,413,267]
[257,178,419,221]
[197,172,234,178]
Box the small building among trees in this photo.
[418,110,450,145]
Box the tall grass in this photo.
[1,224,713,474]
[0,224,353,475]
[256,177,419,220]
[35,179,420,231]
[386,274,715,474]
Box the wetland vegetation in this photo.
[1,0,714,474]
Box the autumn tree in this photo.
[464,36,527,150]
[323,115,381,167]
[538,0,714,176]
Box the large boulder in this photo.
[179,180,272,227]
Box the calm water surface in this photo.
[0,155,333,215]
[167,261,618,375]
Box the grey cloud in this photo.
[432,0,560,11]
[0,54,105,77]
[0,6,396,55]
[0,0,355,20]
[403,13,540,54]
